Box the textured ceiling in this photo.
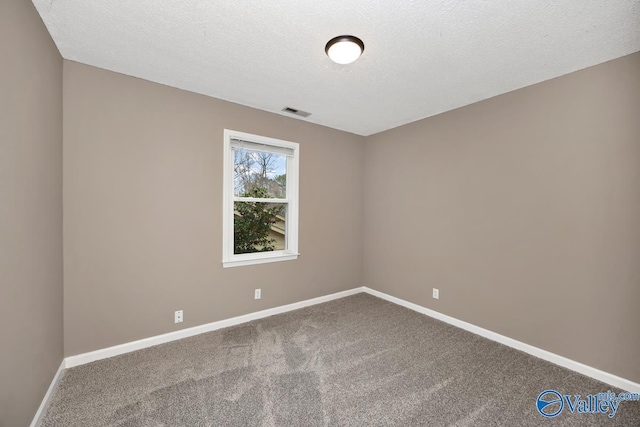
[33,0,640,136]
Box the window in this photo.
[222,129,299,268]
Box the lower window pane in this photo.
[234,202,287,254]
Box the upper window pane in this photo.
[233,149,287,198]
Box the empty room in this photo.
[2,0,640,426]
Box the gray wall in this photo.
[364,52,640,383]
[2,5,637,421]
[63,54,640,384]
[4,13,636,424]
[63,61,365,356]
[0,1,64,426]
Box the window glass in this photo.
[233,149,287,199]
[234,202,287,254]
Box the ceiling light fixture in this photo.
[325,35,364,65]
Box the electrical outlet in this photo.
[432,288,439,300]
[254,289,261,300]
[174,310,183,323]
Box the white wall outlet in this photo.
[254,289,261,300]
[432,288,439,299]
[174,310,183,323]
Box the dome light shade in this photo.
[325,35,364,64]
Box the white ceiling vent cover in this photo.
[282,107,312,118]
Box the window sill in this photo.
[222,252,299,268]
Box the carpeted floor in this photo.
[42,293,640,426]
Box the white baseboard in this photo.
[61,284,639,395]
[363,286,640,394]
[64,287,364,369]
[30,360,65,427]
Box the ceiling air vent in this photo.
[282,107,312,118]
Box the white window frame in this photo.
[222,129,299,268]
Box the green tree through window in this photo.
[234,187,285,254]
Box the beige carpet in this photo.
[42,293,640,426]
